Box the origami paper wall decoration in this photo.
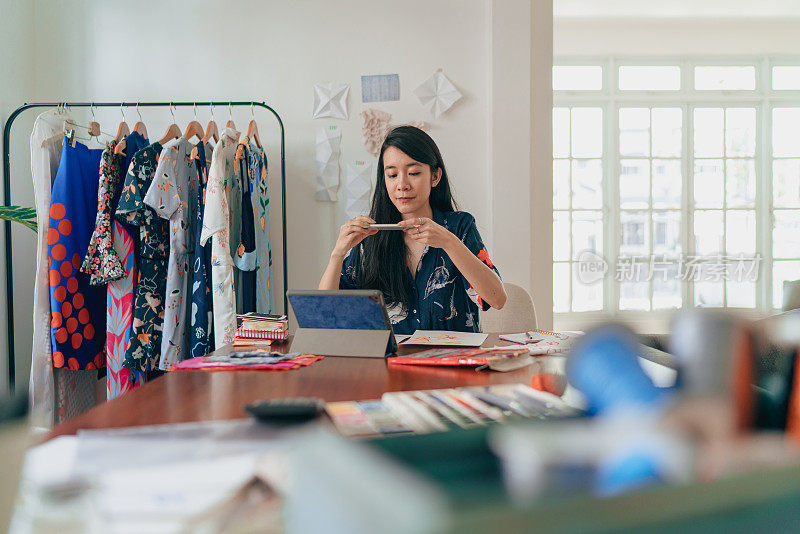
[361,108,392,157]
[345,161,373,220]
[413,70,462,119]
[315,126,342,201]
[361,74,400,103]
[313,82,350,119]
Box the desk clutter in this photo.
[172,352,323,372]
[234,313,289,349]
[325,384,579,439]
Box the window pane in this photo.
[725,108,756,157]
[572,210,603,258]
[553,211,570,261]
[619,66,680,91]
[553,66,603,91]
[773,210,800,258]
[773,108,800,157]
[620,159,650,209]
[773,159,800,208]
[572,263,603,311]
[773,261,800,309]
[651,108,682,157]
[694,66,756,90]
[726,210,756,255]
[571,108,602,158]
[694,108,724,157]
[620,211,650,256]
[653,211,681,255]
[695,264,724,307]
[553,107,570,158]
[694,159,724,208]
[653,263,681,310]
[694,210,724,255]
[554,263,571,313]
[652,159,681,208]
[572,159,602,209]
[726,159,756,208]
[772,66,800,90]
[619,262,650,311]
[554,159,570,209]
[619,108,650,157]
[727,280,756,308]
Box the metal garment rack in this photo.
[2,101,288,392]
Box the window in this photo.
[552,106,604,312]
[553,58,800,317]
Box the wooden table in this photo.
[49,335,567,439]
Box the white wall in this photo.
[0,0,34,395]
[555,18,800,56]
[1,0,548,382]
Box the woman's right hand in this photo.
[332,216,378,258]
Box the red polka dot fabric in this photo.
[48,138,107,370]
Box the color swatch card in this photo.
[400,330,488,347]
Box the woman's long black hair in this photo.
[357,126,457,313]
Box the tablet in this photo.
[287,289,398,355]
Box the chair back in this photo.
[479,283,537,333]
[783,280,800,312]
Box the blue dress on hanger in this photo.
[48,137,106,370]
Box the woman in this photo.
[319,126,506,334]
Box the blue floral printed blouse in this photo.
[340,209,500,335]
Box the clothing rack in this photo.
[2,101,288,392]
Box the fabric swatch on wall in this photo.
[361,109,392,157]
[345,161,373,220]
[315,125,342,201]
[361,74,400,102]
[414,70,463,118]
[313,82,350,119]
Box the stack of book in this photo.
[234,313,289,349]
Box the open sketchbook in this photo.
[399,330,488,347]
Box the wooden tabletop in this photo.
[48,335,570,439]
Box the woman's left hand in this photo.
[399,217,456,250]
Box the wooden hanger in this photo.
[158,123,181,146]
[113,104,130,143]
[226,102,236,129]
[247,120,262,149]
[158,103,181,146]
[246,103,261,148]
[132,102,148,139]
[183,120,204,142]
[202,120,219,143]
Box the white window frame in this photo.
[553,56,800,330]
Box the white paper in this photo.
[345,161,373,219]
[315,126,341,201]
[313,82,350,119]
[400,330,488,347]
[413,71,463,119]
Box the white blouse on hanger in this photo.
[200,126,241,347]
[29,108,72,429]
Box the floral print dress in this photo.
[190,142,214,358]
[234,139,258,312]
[115,142,168,375]
[144,137,200,370]
[200,127,241,347]
[81,140,124,284]
[105,132,149,397]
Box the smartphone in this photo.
[368,223,419,230]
